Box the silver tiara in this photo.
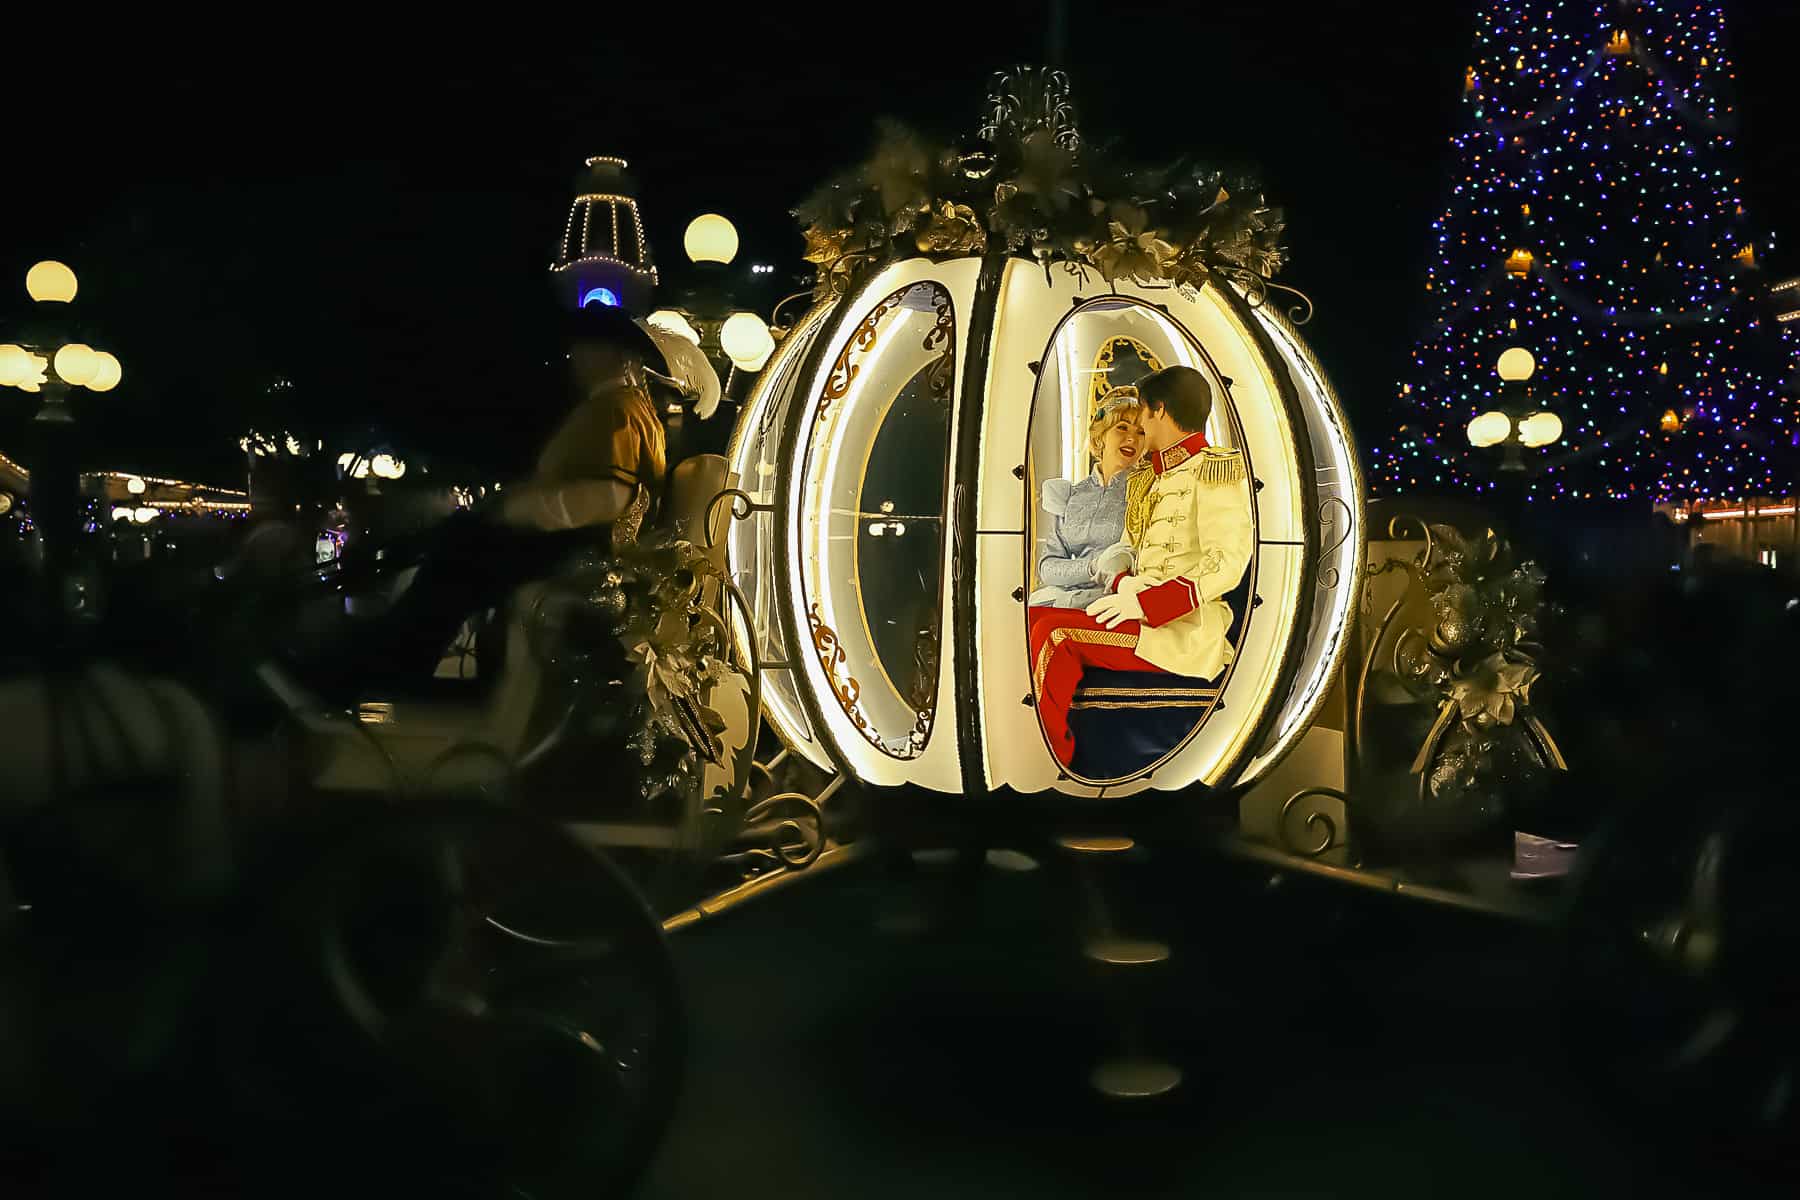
[1092,385,1140,423]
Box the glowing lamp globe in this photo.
[370,453,406,480]
[723,256,1363,801]
[126,476,147,495]
[53,344,98,387]
[1517,411,1564,448]
[720,312,776,371]
[736,341,776,374]
[26,261,78,303]
[134,507,159,524]
[647,309,703,346]
[1466,410,1512,447]
[683,214,739,265]
[0,344,31,387]
[14,353,47,392]
[1496,347,1536,382]
[85,351,122,392]
[111,506,134,523]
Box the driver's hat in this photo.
[635,318,722,420]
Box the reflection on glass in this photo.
[799,281,954,759]
[858,368,947,715]
[727,307,828,763]
[1024,301,1255,782]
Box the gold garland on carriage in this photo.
[793,67,1290,305]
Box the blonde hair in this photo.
[1089,386,1143,462]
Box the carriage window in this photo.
[798,281,954,759]
[1024,300,1255,781]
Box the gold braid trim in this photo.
[1123,463,1156,548]
[1033,625,1141,695]
[1069,698,1213,710]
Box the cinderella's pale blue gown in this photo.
[1030,468,1131,609]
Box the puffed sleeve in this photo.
[1035,479,1098,588]
[503,385,667,532]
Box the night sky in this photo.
[6,2,1800,487]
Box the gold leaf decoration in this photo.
[789,100,1289,303]
[916,201,987,254]
[802,223,849,264]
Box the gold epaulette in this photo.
[1191,446,1246,486]
[1124,462,1155,547]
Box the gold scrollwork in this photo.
[1089,336,1163,418]
[808,602,879,753]
[1223,270,1315,327]
[821,299,892,410]
[806,281,950,761]
[1279,787,1350,858]
[1318,495,1352,590]
[820,281,957,415]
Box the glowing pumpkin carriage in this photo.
[679,76,1366,886]
[714,259,1361,815]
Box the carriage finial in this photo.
[978,65,1081,155]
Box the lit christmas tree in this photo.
[1373,0,1799,504]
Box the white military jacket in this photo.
[1109,430,1255,681]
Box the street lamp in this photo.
[653,212,789,454]
[719,310,777,373]
[1,260,127,627]
[682,213,740,266]
[1466,346,1563,475]
[660,213,780,377]
[1,263,125,420]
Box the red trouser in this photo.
[1027,606,1165,767]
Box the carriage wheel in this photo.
[235,806,685,1196]
[1560,792,1800,1149]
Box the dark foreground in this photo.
[642,847,1789,1199]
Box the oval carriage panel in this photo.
[725,301,836,770]
[796,281,956,760]
[1024,298,1260,783]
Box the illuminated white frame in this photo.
[1236,306,1365,786]
[797,280,948,757]
[726,300,836,770]
[782,259,982,791]
[733,258,1359,801]
[973,264,1311,799]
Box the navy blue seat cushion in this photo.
[1068,670,1221,779]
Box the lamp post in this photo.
[651,214,780,453]
[1466,347,1563,502]
[0,261,124,630]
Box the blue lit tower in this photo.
[1373,0,1799,504]
[549,155,659,315]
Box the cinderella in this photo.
[1029,387,1146,609]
